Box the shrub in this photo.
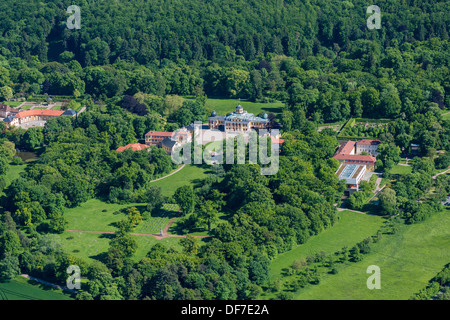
[292,258,307,270]
[12,157,23,165]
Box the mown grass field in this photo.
[268,210,385,281]
[0,276,73,300]
[64,198,146,232]
[203,98,284,118]
[61,200,192,262]
[390,164,412,175]
[150,164,211,196]
[133,203,180,234]
[294,208,450,300]
[60,230,184,263]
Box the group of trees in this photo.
[382,160,450,223]
[0,0,448,301]
[0,140,16,192]
[0,210,84,284]
[76,128,344,300]
[0,109,176,232]
[411,263,450,300]
[0,0,447,117]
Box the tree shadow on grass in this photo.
[98,233,115,240]
[361,203,385,216]
[89,251,109,264]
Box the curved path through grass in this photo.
[149,164,186,183]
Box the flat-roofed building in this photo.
[336,163,366,194]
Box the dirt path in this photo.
[337,207,379,216]
[432,167,450,179]
[66,217,210,240]
[149,164,186,183]
[20,274,80,294]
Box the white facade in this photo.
[355,140,381,156]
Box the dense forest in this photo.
[0,0,449,300]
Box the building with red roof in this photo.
[116,143,150,153]
[333,140,378,170]
[145,131,173,146]
[3,109,77,127]
[333,153,376,169]
[0,103,20,118]
[337,140,356,155]
[355,139,381,156]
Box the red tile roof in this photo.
[337,140,356,155]
[116,143,150,152]
[15,110,64,119]
[357,139,381,146]
[271,136,284,144]
[145,131,172,137]
[333,153,376,163]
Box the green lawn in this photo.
[64,198,146,233]
[133,203,180,235]
[169,206,234,237]
[3,100,22,108]
[60,230,184,263]
[390,164,412,175]
[0,276,73,300]
[150,164,211,197]
[203,98,284,118]
[268,210,385,280]
[3,163,27,185]
[294,208,450,300]
[1,163,27,197]
[61,200,197,262]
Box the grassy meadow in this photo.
[293,208,450,300]
[60,229,184,263]
[198,97,285,118]
[268,210,385,281]
[150,164,211,196]
[390,164,413,175]
[0,276,73,300]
